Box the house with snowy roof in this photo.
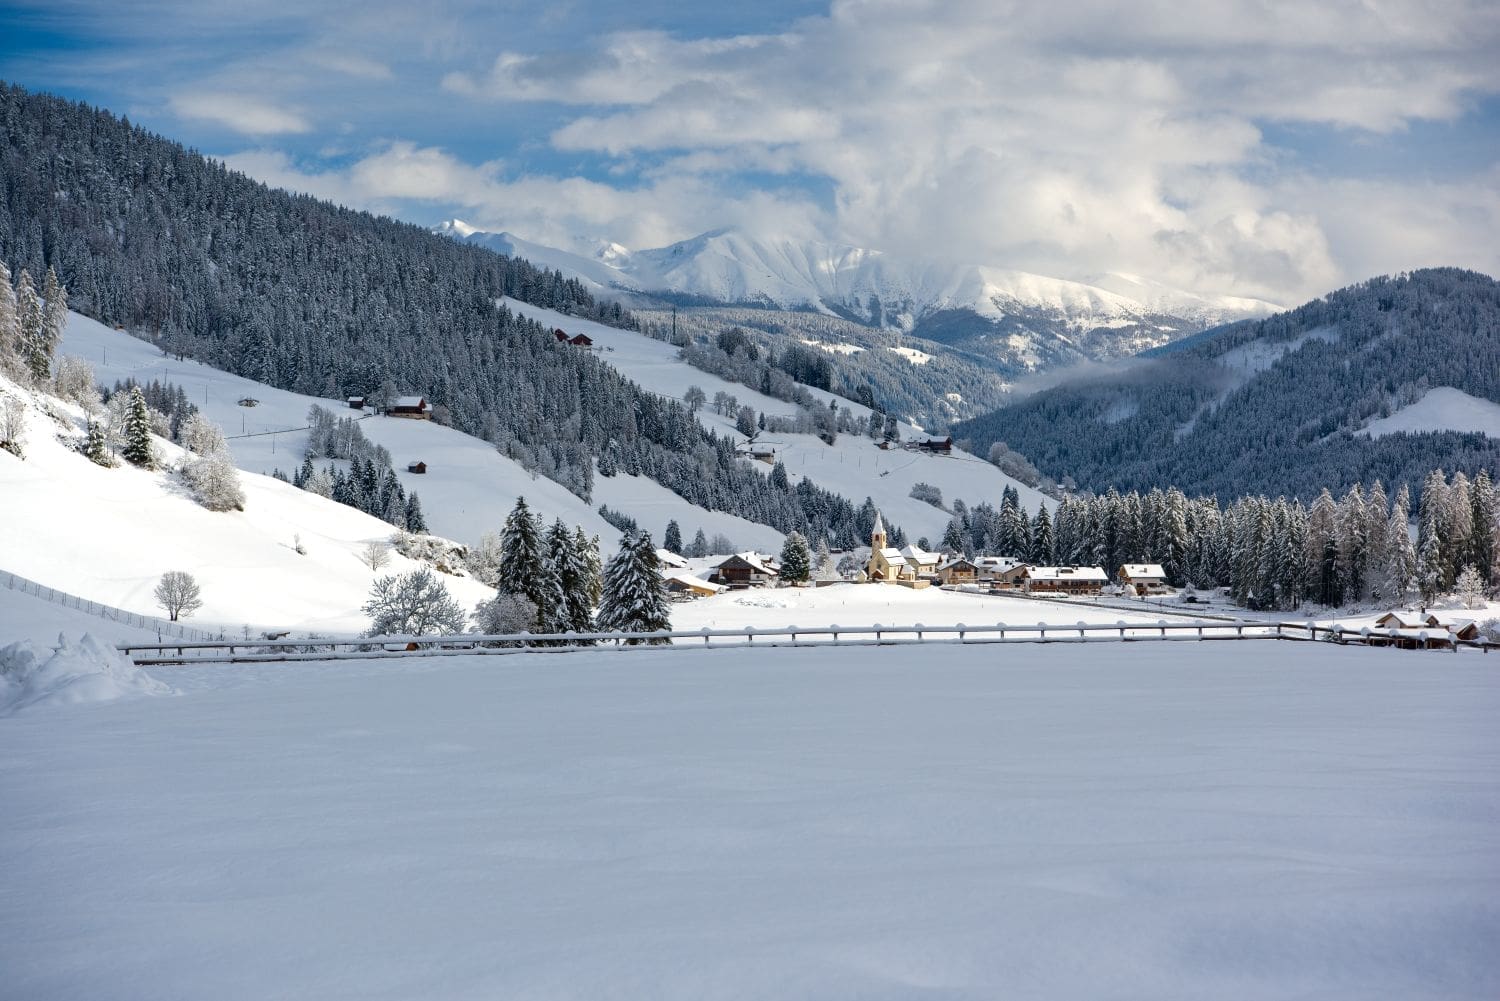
[898,542,941,578]
[1117,563,1171,594]
[663,570,723,599]
[386,396,430,419]
[859,513,930,587]
[936,557,980,586]
[710,552,778,589]
[1022,565,1108,595]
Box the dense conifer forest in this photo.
[0,82,895,547]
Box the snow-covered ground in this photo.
[502,300,1052,540]
[56,312,780,551]
[2,642,1495,999]
[0,367,494,636]
[1361,387,1500,439]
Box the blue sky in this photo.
[3,0,1497,304]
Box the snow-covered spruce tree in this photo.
[1384,485,1417,605]
[688,528,708,559]
[1416,505,1445,606]
[663,519,683,555]
[120,385,155,468]
[40,266,67,372]
[496,496,559,632]
[547,518,596,638]
[0,261,18,376]
[14,268,48,384]
[597,532,671,644]
[154,571,203,621]
[363,568,467,636]
[779,531,811,584]
[82,418,112,466]
[575,527,602,607]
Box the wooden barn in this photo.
[915,436,952,454]
[347,396,366,410]
[553,328,570,342]
[407,461,427,474]
[387,396,430,419]
[1023,565,1108,595]
[569,333,594,347]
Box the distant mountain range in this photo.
[437,221,1281,374]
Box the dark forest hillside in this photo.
[955,269,1500,503]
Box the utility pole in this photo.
[671,307,677,343]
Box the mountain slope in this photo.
[441,223,1281,374]
[953,268,1500,501]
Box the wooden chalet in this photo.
[553,328,570,342]
[936,557,980,586]
[975,556,1027,588]
[347,396,366,410]
[710,552,779,589]
[914,436,952,454]
[1023,565,1108,595]
[1118,563,1171,594]
[387,396,431,419]
[1366,611,1481,649]
[407,461,427,474]
[568,333,594,347]
[656,549,690,570]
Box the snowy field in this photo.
[3,642,1497,999]
[1360,386,1500,440]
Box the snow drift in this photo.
[0,634,170,716]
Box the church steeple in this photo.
[871,510,886,551]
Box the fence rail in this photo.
[115,619,1495,666]
[2,569,218,642]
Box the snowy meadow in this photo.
[2,641,1497,1000]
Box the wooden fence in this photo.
[115,619,1494,666]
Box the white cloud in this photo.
[170,93,312,135]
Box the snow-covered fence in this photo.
[111,618,1445,666]
[1,569,218,642]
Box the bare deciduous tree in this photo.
[154,571,203,621]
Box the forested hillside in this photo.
[955,269,1500,503]
[0,82,893,546]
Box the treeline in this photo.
[945,471,1499,610]
[0,82,904,549]
[955,269,1500,502]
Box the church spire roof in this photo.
[872,511,885,539]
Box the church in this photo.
[859,512,932,586]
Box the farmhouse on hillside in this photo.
[1023,565,1108,596]
[568,333,594,347]
[387,396,430,419]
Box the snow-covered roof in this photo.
[872,511,886,538]
[656,549,690,569]
[898,543,939,564]
[719,552,778,575]
[1026,566,1108,582]
[1374,611,1427,629]
[1120,564,1166,579]
[663,570,723,593]
[975,556,1023,569]
[878,547,908,566]
[938,557,978,572]
[393,396,427,409]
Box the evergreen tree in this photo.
[1384,486,1417,604]
[120,385,154,468]
[1416,503,1445,605]
[597,532,671,643]
[14,268,47,383]
[689,527,708,559]
[497,496,557,631]
[0,261,17,372]
[576,527,603,607]
[1031,503,1054,564]
[548,518,595,638]
[40,266,66,373]
[1472,469,1498,585]
[779,531,812,584]
[404,493,427,533]
[663,519,683,554]
[942,515,966,554]
[82,418,111,466]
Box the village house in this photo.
[1118,563,1171,595]
[386,396,431,419]
[974,556,1027,588]
[936,557,980,586]
[859,513,931,587]
[710,552,779,589]
[656,549,690,571]
[553,328,570,342]
[569,333,594,347]
[663,570,724,599]
[1022,565,1108,596]
[898,542,942,579]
